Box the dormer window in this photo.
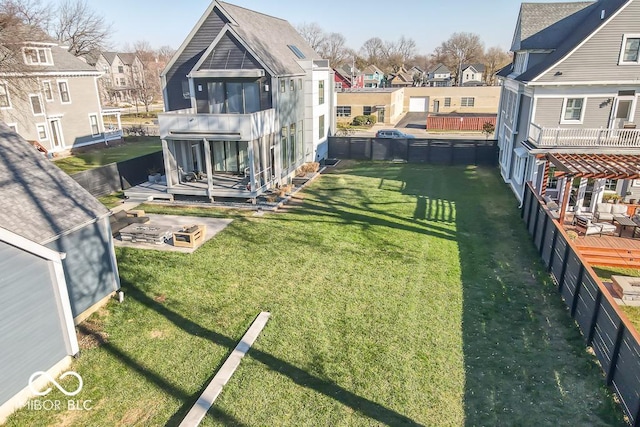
[513,52,528,74]
[24,47,52,66]
[619,35,640,64]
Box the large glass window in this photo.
[226,82,243,114]
[208,82,224,113]
[243,82,260,113]
[207,81,261,114]
[621,36,640,63]
[563,98,584,122]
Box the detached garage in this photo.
[409,96,429,112]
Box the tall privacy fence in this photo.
[522,182,640,425]
[71,151,165,197]
[328,137,497,166]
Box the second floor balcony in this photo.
[158,108,276,141]
[529,123,640,149]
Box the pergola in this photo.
[545,153,640,224]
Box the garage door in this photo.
[409,97,429,112]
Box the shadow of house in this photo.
[0,124,120,419]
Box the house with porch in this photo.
[460,63,486,86]
[158,0,334,201]
[426,64,453,87]
[0,28,123,154]
[90,52,145,106]
[362,65,385,88]
[496,0,640,218]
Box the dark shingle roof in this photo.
[48,46,97,72]
[101,52,118,65]
[512,1,594,51]
[462,63,486,73]
[118,53,137,65]
[430,63,450,74]
[515,0,629,82]
[217,1,320,75]
[0,125,109,244]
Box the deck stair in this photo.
[575,245,640,268]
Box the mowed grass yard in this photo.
[53,137,161,174]
[6,163,624,426]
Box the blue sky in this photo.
[64,0,579,54]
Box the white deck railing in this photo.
[529,123,640,148]
[104,129,123,141]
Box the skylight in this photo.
[288,45,305,59]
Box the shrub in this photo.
[352,115,367,126]
[366,115,377,125]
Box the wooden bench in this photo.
[172,225,206,248]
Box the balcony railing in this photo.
[158,108,276,141]
[529,123,640,148]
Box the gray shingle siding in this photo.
[537,0,640,82]
[0,241,68,406]
[165,8,229,111]
[197,32,262,70]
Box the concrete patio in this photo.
[113,213,233,254]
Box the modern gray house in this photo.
[0,124,120,421]
[496,0,640,213]
[158,0,335,201]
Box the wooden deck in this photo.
[573,233,640,268]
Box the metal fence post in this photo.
[539,214,549,257]
[532,205,541,244]
[547,226,559,272]
[558,244,571,292]
[570,265,585,317]
[606,321,626,385]
[587,290,602,345]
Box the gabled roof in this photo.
[334,67,351,81]
[514,0,630,82]
[48,46,98,72]
[430,63,450,74]
[0,125,109,244]
[118,53,138,65]
[101,52,118,65]
[363,64,383,74]
[511,1,594,51]
[215,1,320,75]
[462,63,486,73]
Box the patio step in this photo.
[575,245,640,268]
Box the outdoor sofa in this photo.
[109,210,150,235]
[594,202,628,222]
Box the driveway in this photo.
[395,112,428,129]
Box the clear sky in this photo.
[52,0,583,54]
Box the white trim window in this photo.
[23,47,52,65]
[42,81,53,102]
[36,123,48,141]
[58,80,71,103]
[337,106,351,117]
[89,114,100,136]
[619,34,640,64]
[561,98,585,123]
[29,94,44,116]
[461,97,475,107]
[318,80,325,105]
[444,97,451,107]
[513,147,528,185]
[0,82,10,108]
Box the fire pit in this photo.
[611,275,640,302]
[119,223,173,245]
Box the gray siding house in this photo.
[497,0,640,213]
[158,1,335,201]
[0,124,120,420]
[0,30,123,154]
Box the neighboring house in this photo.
[0,36,123,154]
[388,68,415,87]
[362,64,385,88]
[427,63,453,87]
[0,124,120,422]
[496,0,640,213]
[336,88,405,124]
[159,0,335,201]
[460,63,486,86]
[409,66,425,86]
[334,65,364,89]
[90,52,145,105]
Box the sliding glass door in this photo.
[211,140,248,174]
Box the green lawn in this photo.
[6,163,624,426]
[53,137,161,174]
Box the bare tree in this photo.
[482,46,512,85]
[156,45,175,63]
[51,0,111,57]
[131,40,163,113]
[296,22,326,52]
[436,32,484,85]
[0,0,51,29]
[317,32,349,68]
[359,37,384,66]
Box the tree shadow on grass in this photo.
[112,276,422,426]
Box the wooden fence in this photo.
[426,115,496,131]
[522,182,640,425]
[71,151,164,197]
[328,137,497,166]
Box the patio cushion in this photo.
[596,203,613,214]
[612,204,628,215]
